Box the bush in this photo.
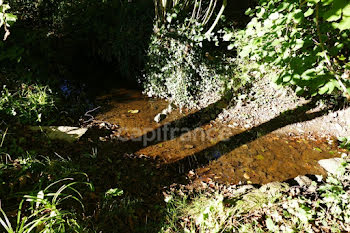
[223,0,350,98]
[143,13,237,109]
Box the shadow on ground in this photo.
[73,96,332,232]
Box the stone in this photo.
[318,158,342,175]
[29,126,88,143]
[294,175,313,187]
[154,104,173,123]
[154,113,167,123]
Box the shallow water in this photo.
[96,88,344,184]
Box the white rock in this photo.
[29,126,88,142]
[154,113,167,123]
[318,158,342,175]
[294,175,313,187]
[154,104,173,123]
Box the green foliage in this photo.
[339,136,350,150]
[0,0,16,40]
[105,188,123,199]
[6,0,154,81]
[0,83,55,124]
[223,0,350,98]
[0,179,92,233]
[143,8,237,108]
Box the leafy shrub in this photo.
[143,10,237,109]
[0,82,55,124]
[223,0,350,98]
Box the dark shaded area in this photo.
[224,0,258,28]
[3,0,154,93]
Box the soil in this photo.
[218,77,350,137]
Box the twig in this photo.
[83,106,101,124]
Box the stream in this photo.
[94,88,344,185]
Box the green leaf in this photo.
[308,0,320,3]
[223,32,233,41]
[5,13,16,22]
[266,218,277,231]
[293,9,304,24]
[105,188,123,197]
[323,0,348,22]
[304,8,314,17]
[333,15,350,31]
[227,44,234,50]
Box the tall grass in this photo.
[0,178,93,233]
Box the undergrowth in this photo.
[0,81,55,124]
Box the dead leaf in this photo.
[128,110,140,114]
[184,144,194,149]
[243,173,250,180]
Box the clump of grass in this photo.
[0,178,93,233]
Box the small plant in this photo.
[0,178,93,233]
[339,136,350,150]
[0,83,55,124]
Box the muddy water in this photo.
[96,88,344,185]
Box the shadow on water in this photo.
[82,92,342,232]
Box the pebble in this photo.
[243,173,250,180]
[244,124,251,129]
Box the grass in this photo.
[0,178,93,233]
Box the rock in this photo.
[29,126,88,143]
[318,158,342,175]
[154,113,167,123]
[259,182,289,194]
[294,175,313,187]
[154,104,173,123]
